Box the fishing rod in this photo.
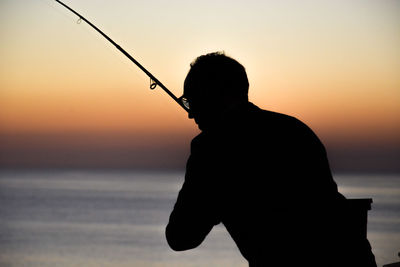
[54,0,189,113]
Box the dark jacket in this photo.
[166,102,376,267]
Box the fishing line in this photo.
[40,0,146,86]
[53,0,189,113]
[38,0,75,23]
[43,0,151,87]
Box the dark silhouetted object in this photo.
[384,262,400,267]
[383,252,400,267]
[166,52,377,267]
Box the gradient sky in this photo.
[1,0,399,171]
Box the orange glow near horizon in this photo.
[1,0,399,150]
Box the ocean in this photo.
[0,170,399,267]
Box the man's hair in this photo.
[184,52,249,100]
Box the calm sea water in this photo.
[0,170,398,267]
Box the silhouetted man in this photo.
[166,52,376,267]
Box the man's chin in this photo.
[195,118,216,131]
[197,122,215,132]
[195,121,206,131]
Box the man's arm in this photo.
[166,180,220,251]
[166,136,221,251]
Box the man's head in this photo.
[182,52,249,130]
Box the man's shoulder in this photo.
[191,103,320,146]
[250,103,308,130]
[250,103,322,143]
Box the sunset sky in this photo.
[1,0,399,171]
